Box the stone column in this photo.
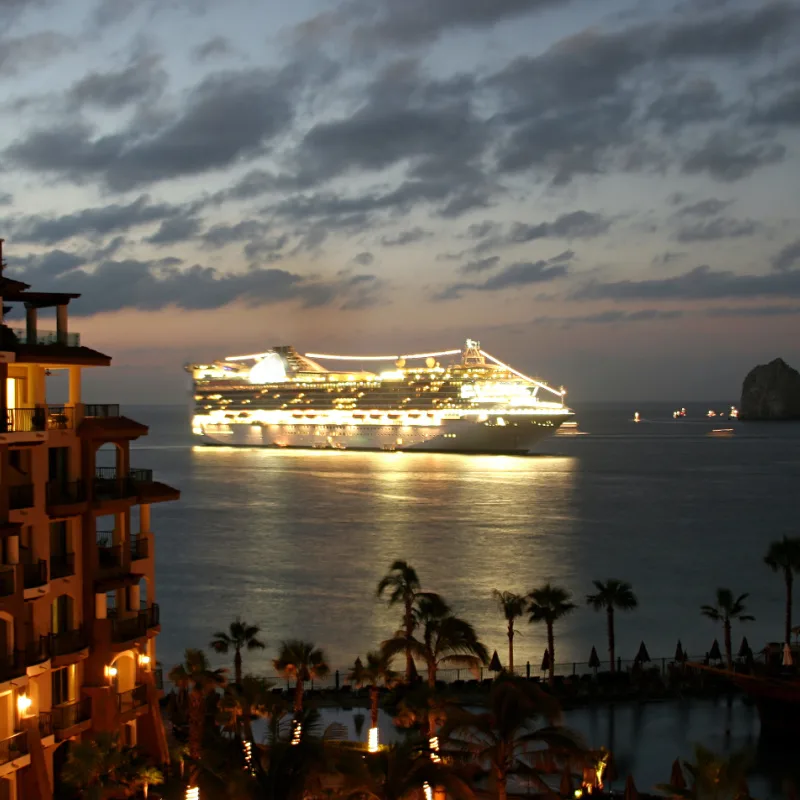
[25,305,37,345]
[129,583,141,613]
[68,366,81,405]
[56,305,68,345]
[7,536,19,564]
[95,592,107,620]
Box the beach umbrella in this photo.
[709,639,722,662]
[588,646,601,670]
[738,637,751,659]
[541,648,551,673]
[489,650,502,673]
[559,764,574,797]
[635,641,650,664]
[783,643,793,667]
[669,759,686,790]
[674,640,686,663]
[623,775,640,800]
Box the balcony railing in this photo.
[10,328,80,347]
[0,567,15,597]
[50,552,75,580]
[0,731,27,766]
[52,698,91,730]
[25,635,50,666]
[51,627,88,657]
[111,604,160,643]
[8,484,34,510]
[46,406,74,430]
[117,684,148,712]
[94,467,154,502]
[130,535,149,561]
[0,651,26,682]
[2,407,46,433]
[84,404,121,418]
[46,480,86,507]
[37,711,53,738]
[22,560,48,590]
[98,544,122,571]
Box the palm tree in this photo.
[377,560,421,681]
[492,590,527,674]
[701,589,755,670]
[210,616,267,685]
[349,650,398,731]
[441,675,584,800]
[218,673,278,742]
[273,639,330,714]
[527,584,576,684]
[764,537,800,646]
[658,744,751,800]
[585,580,638,673]
[168,648,227,782]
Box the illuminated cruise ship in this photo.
[186,340,574,454]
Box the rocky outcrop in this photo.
[740,358,800,420]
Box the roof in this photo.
[2,288,80,308]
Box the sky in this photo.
[1,0,800,402]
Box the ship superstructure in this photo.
[187,340,573,454]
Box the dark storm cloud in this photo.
[6,249,86,277]
[0,31,72,76]
[772,239,800,272]
[5,196,183,245]
[243,235,289,262]
[6,68,294,191]
[646,78,727,132]
[535,309,685,326]
[704,304,800,317]
[572,265,800,301]
[676,198,732,217]
[751,86,800,126]
[682,132,786,182]
[10,256,383,313]
[352,252,374,266]
[192,36,234,62]
[380,227,431,247]
[464,221,500,240]
[459,256,500,275]
[652,251,687,266]
[675,217,761,243]
[435,258,569,300]
[67,54,166,110]
[145,216,202,245]
[0,193,12,206]
[202,220,269,249]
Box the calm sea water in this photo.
[126,403,800,794]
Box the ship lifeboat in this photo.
[407,413,421,419]
[387,413,401,420]
[370,413,382,420]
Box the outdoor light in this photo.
[185,787,199,800]
[104,665,118,679]
[243,740,255,775]
[291,720,302,746]
[368,726,379,753]
[429,736,441,763]
[423,783,433,800]
[138,654,151,667]
[16,694,32,715]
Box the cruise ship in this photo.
[186,340,574,454]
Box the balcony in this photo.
[50,552,75,580]
[0,731,27,766]
[97,544,122,573]
[84,404,120,418]
[25,635,51,666]
[22,560,47,590]
[52,698,91,731]
[46,480,86,508]
[117,684,148,713]
[8,484,34,510]
[45,405,74,430]
[0,651,26,682]
[0,567,15,598]
[36,711,53,738]
[130,535,149,561]
[2,407,46,433]
[51,627,88,658]
[111,603,160,643]
[10,328,80,347]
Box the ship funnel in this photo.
[462,339,485,366]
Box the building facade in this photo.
[0,240,179,799]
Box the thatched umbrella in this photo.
[588,646,601,673]
[623,774,640,800]
[635,641,650,664]
[669,759,686,790]
[489,650,502,673]
[674,640,686,663]
[709,639,723,662]
[738,637,751,660]
[559,764,574,797]
[541,648,551,673]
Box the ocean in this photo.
[126,403,800,793]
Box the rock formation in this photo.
[740,358,800,421]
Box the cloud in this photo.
[675,217,761,243]
[145,217,202,245]
[192,36,233,61]
[67,53,166,110]
[435,258,569,300]
[380,227,431,247]
[652,251,687,266]
[464,221,499,239]
[682,132,786,182]
[4,196,184,245]
[535,309,685,326]
[704,304,800,317]
[0,193,12,206]
[0,31,72,77]
[646,78,727,132]
[676,198,732,217]
[572,264,800,301]
[772,239,800,272]
[352,252,374,266]
[459,256,500,275]
[751,86,800,127]
[6,67,294,191]
[202,220,269,249]
[10,256,383,313]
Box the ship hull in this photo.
[193,416,567,454]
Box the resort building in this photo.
[0,240,179,799]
